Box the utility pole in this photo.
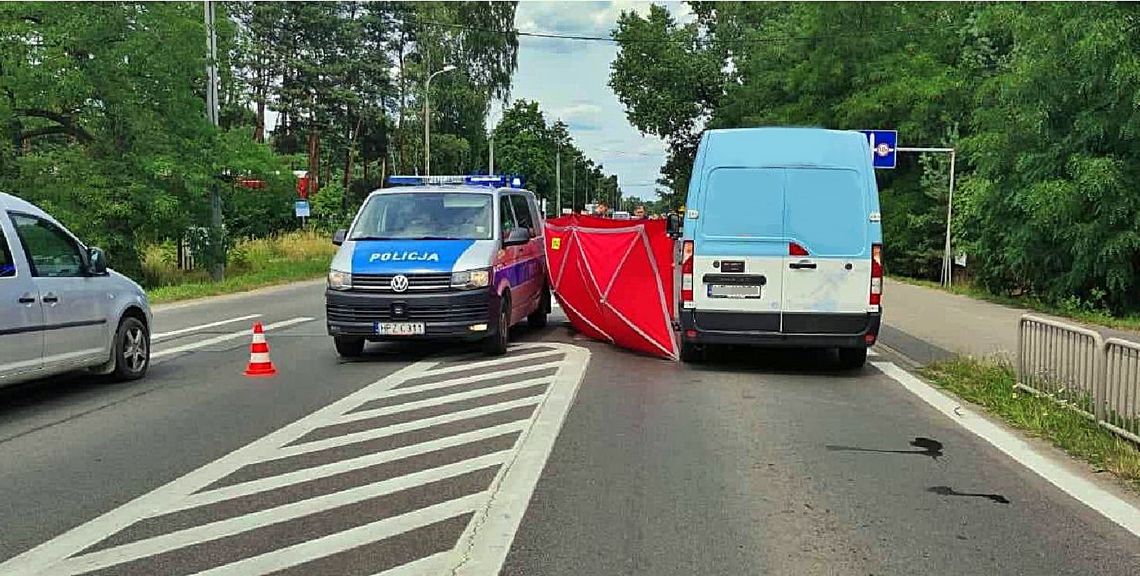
[489,135,494,174]
[205,0,223,282]
[571,159,577,212]
[555,146,561,216]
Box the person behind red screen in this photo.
[633,205,647,219]
[594,201,609,217]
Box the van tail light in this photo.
[789,242,809,256]
[870,243,883,306]
[681,240,694,304]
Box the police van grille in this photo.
[350,272,452,291]
[326,302,487,323]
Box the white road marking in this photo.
[166,421,530,515]
[873,361,1140,538]
[450,344,590,575]
[152,314,262,341]
[373,550,452,576]
[53,452,510,576]
[151,317,313,360]
[0,344,589,576]
[333,376,554,424]
[277,396,545,458]
[194,493,488,576]
[423,351,565,378]
[377,365,560,401]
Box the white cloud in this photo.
[509,2,692,198]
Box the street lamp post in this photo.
[424,64,456,176]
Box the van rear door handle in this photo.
[789,260,817,270]
[42,293,59,304]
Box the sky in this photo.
[495,0,695,201]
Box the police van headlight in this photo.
[451,268,490,290]
[327,270,352,291]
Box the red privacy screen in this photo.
[544,215,678,360]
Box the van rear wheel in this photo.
[528,287,550,329]
[837,347,867,370]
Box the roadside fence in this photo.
[1017,314,1140,444]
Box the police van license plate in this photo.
[374,322,425,336]
[708,284,762,299]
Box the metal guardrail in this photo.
[1103,338,1140,444]
[1017,314,1140,444]
[1017,315,1103,419]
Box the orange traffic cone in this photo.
[244,322,277,377]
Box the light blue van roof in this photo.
[698,127,871,170]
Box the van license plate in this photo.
[709,284,762,299]
[375,322,425,336]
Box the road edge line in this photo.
[872,360,1140,538]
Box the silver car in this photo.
[0,192,152,386]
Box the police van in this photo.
[677,128,883,368]
[325,175,551,357]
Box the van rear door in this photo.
[692,168,785,332]
[780,168,871,334]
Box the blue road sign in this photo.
[859,130,897,169]
[294,200,310,218]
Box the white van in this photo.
[0,193,152,385]
[677,128,883,368]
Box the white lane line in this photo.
[377,362,563,401]
[152,314,262,341]
[167,421,529,515]
[193,493,487,576]
[450,345,590,575]
[55,452,510,576]
[333,376,553,425]
[867,349,879,357]
[276,396,544,459]
[423,352,566,379]
[151,317,313,360]
[873,361,1140,538]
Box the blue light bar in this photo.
[386,174,526,188]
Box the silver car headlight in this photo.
[327,270,352,291]
[451,268,490,290]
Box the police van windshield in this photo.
[349,192,494,241]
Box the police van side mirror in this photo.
[332,229,347,246]
[503,227,530,247]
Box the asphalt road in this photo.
[0,281,1137,575]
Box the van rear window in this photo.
[701,168,784,238]
[784,168,868,257]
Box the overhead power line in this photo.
[406,17,931,46]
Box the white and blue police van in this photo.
[677,128,884,368]
[325,175,551,357]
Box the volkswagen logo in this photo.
[390,274,410,293]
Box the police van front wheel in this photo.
[334,337,365,358]
[484,297,511,356]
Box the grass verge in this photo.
[892,276,1140,332]
[921,357,1140,492]
[143,230,335,305]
